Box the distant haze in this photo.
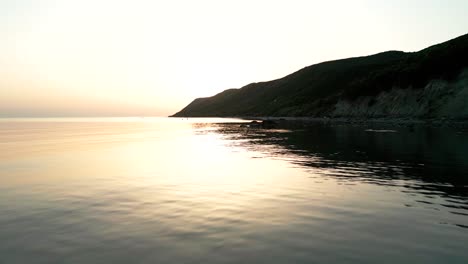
[1,0,467,117]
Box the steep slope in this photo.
[172,33,468,119]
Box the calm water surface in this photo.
[0,118,467,263]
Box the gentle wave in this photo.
[0,118,467,263]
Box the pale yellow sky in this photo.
[1,0,467,116]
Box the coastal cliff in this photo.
[172,33,468,120]
[331,71,468,119]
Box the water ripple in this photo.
[0,119,467,263]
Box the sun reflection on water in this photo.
[0,118,467,263]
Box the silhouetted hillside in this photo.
[172,33,468,119]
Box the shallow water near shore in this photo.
[1,117,467,264]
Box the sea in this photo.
[0,117,467,263]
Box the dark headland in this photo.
[171,33,468,124]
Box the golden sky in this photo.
[1,0,467,116]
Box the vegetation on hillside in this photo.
[172,33,468,117]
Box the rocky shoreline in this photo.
[238,116,468,129]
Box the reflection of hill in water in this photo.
[196,122,468,200]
